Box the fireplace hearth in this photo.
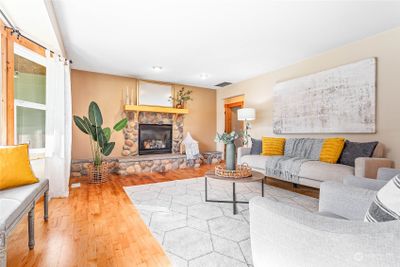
[138,124,172,155]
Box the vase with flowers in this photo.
[215,131,242,170]
[169,87,193,108]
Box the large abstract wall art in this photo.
[273,58,376,134]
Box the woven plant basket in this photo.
[87,162,109,184]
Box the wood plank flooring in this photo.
[7,165,318,267]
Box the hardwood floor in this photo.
[7,165,318,267]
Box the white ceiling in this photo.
[49,1,400,88]
[0,0,63,54]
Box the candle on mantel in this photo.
[131,88,134,105]
[125,87,129,105]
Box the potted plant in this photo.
[169,87,193,108]
[215,131,241,170]
[73,101,128,183]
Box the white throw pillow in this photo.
[365,175,400,222]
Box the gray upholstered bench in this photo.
[0,178,49,267]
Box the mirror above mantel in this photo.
[123,80,190,115]
[137,80,173,107]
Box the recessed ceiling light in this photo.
[200,73,210,80]
[152,66,163,72]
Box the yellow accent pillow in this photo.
[320,138,346,164]
[0,144,39,190]
[261,137,286,156]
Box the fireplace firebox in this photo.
[138,124,173,155]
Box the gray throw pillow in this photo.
[339,141,378,167]
[250,138,262,155]
[365,175,400,222]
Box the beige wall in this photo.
[176,84,217,153]
[217,27,400,167]
[72,70,216,159]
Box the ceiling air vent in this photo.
[215,82,232,87]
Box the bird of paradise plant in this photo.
[73,101,128,166]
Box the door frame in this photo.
[224,101,244,133]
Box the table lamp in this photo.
[237,108,256,145]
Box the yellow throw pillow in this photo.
[320,138,346,164]
[0,144,39,190]
[261,137,286,156]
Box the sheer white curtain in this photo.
[45,50,72,198]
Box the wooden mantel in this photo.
[124,104,189,114]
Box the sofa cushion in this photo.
[339,140,378,167]
[0,178,48,232]
[298,161,354,183]
[240,155,270,170]
[250,138,262,155]
[319,138,345,164]
[372,142,384,158]
[365,175,400,222]
[261,137,285,156]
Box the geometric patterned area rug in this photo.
[124,177,318,267]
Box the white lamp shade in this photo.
[238,108,256,121]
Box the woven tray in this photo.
[215,163,252,178]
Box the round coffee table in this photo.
[204,170,265,214]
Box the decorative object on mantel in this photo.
[273,58,376,134]
[73,101,128,183]
[215,131,243,170]
[169,87,193,108]
[238,107,256,146]
[215,163,252,178]
[181,132,199,160]
[124,87,130,105]
[124,87,135,105]
[124,86,135,105]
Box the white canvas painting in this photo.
[273,58,376,134]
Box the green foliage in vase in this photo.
[214,131,241,144]
[169,87,193,107]
[73,101,128,166]
[214,130,250,145]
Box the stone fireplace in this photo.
[138,124,173,155]
[71,111,222,177]
[70,108,222,177]
[122,111,184,156]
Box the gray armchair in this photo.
[343,167,400,191]
[249,175,400,267]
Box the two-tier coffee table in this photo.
[204,170,265,214]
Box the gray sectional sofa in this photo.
[0,178,49,267]
[238,140,393,188]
